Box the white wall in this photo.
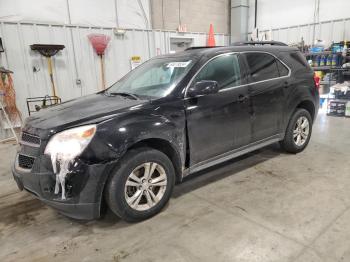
[151,0,230,34]
[248,0,350,32]
[0,21,229,117]
[0,1,232,119]
[0,0,151,29]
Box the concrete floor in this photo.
[1,112,350,262]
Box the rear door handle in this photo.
[238,94,248,103]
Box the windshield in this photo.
[107,57,195,98]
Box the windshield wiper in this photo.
[107,92,140,100]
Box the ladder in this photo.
[0,94,18,143]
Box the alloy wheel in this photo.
[293,116,310,147]
[124,162,167,211]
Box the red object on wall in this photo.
[88,34,110,56]
[207,24,216,47]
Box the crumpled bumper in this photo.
[12,158,116,220]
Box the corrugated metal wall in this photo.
[0,21,230,117]
[248,18,350,45]
[248,0,350,33]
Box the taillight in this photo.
[313,73,320,89]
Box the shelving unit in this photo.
[304,51,350,117]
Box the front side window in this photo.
[243,53,279,82]
[194,53,241,89]
[108,58,195,98]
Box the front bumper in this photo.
[12,157,116,220]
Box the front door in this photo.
[185,53,252,166]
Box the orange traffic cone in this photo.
[207,24,216,47]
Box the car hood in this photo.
[23,93,147,134]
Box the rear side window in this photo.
[243,53,279,82]
[276,59,289,76]
[278,51,312,75]
[194,54,241,89]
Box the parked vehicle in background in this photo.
[12,42,319,222]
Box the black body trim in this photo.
[186,134,282,175]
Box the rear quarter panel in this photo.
[278,51,319,131]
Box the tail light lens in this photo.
[313,73,320,89]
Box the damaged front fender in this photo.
[86,102,187,180]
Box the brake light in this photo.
[313,73,320,89]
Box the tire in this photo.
[280,108,312,153]
[105,147,175,222]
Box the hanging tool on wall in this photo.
[30,44,65,98]
[88,34,111,90]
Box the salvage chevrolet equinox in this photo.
[13,42,319,222]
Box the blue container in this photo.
[320,98,325,107]
[313,55,320,67]
[316,55,321,66]
[337,55,343,66]
[324,55,328,65]
[332,45,342,53]
[332,54,337,66]
[310,46,324,53]
[326,55,332,66]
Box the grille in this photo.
[21,132,41,146]
[18,154,35,169]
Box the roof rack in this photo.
[232,41,288,46]
[185,46,223,51]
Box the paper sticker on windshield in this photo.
[167,61,191,68]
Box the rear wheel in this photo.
[105,147,175,222]
[280,108,312,153]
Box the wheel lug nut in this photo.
[148,179,152,183]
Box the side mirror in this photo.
[187,80,219,97]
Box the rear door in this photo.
[241,52,290,142]
[185,53,251,166]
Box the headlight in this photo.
[44,125,96,159]
[44,125,96,200]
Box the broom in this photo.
[30,44,65,98]
[88,34,111,90]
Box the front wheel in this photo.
[105,147,175,222]
[280,108,312,153]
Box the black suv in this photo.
[12,42,319,222]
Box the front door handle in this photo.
[238,94,248,103]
